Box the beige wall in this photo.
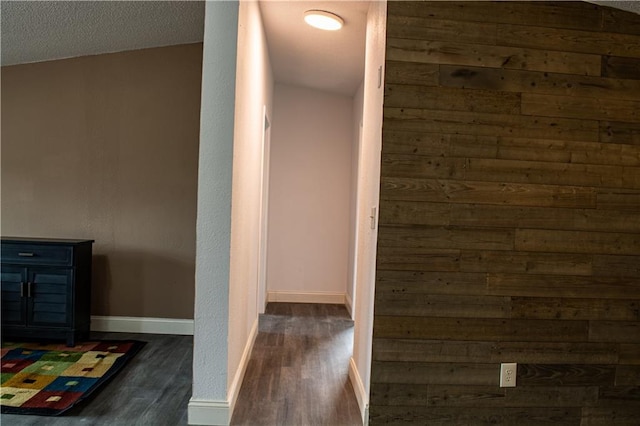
[266,83,354,299]
[1,43,203,319]
[227,0,274,395]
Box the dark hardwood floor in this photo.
[231,303,362,426]
[1,332,192,426]
[3,303,361,426]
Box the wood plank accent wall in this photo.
[371,2,640,424]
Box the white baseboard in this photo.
[349,357,369,425]
[228,318,258,417]
[91,316,194,335]
[188,399,230,425]
[267,291,346,304]
[345,292,354,318]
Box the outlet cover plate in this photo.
[500,363,517,387]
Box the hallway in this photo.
[230,303,362,426]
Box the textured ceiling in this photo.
[590,0,640,14]
[1,1,638,95]
[0,1,205,66]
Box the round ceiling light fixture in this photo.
[304,10,344,31]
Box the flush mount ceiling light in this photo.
[304,10,344,31]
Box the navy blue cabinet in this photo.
[1,238,94,346]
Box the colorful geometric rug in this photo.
[1,340,145,416]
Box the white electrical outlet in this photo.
[500,363,517,387]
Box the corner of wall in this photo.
[345,292,354,318]
[227,317,259,419]
[188,399,231,426]
[349,356,369,425]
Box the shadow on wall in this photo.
[90,251,195,318]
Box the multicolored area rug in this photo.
[1,340,145,416]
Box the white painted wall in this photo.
[350,1,387,423]
[190,1,238,424]
[190,1,273,424]
[227,0,274,410]
[348,80,365,317]
[266,83,353,301]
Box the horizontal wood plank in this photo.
[596,190,640,211]
[497,23,640,57]
[385,83,521,114]
[407,384,598,407]
[521,93,640,123]
[381,200,639,233]
[382,130,498,158]
[619,345,640,365]
[387,15,496,45]
[369,405,582,425]
[597,386,640,406]
[465,158,629,188]
[453,203,640,233]
[380,177,597,208]
[439,65,640,101]
[374,294,511,319]
[460,250,592,276]
[493,342,619,365]
[370,382,430,406]
[575,209,640,233]
[450,204,575,230]
[589,321,640,343]
[569,143,640,167]
[487,273,640,299]
[581,407,640,426]
[372,338,619,364]
[385,60,439,86]
[615,365,640,386]
[592,255,640,277]
[378,224,515,251]
[518,364,616,386]
[603,7,640,35]
[381,153,465,180]
[512,297,639,321]
[373,316,588,342]
[515,229,640,255]
[376,247,461,272]
[371,361,498,385]
[387,1,602,31]
[380,200,450,226]
[600,121,640,145]
[387,37,601,76]
[375,271,486,295]
[384,107,600,142]
[602,56,640,81]
[372,338,495,363]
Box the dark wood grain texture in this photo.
[373,1,640,424]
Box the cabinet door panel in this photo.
[28,268,73,327]
[1,266,27,326]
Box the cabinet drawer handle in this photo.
[18,252,35,257]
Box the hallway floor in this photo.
[231,303,362,426]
